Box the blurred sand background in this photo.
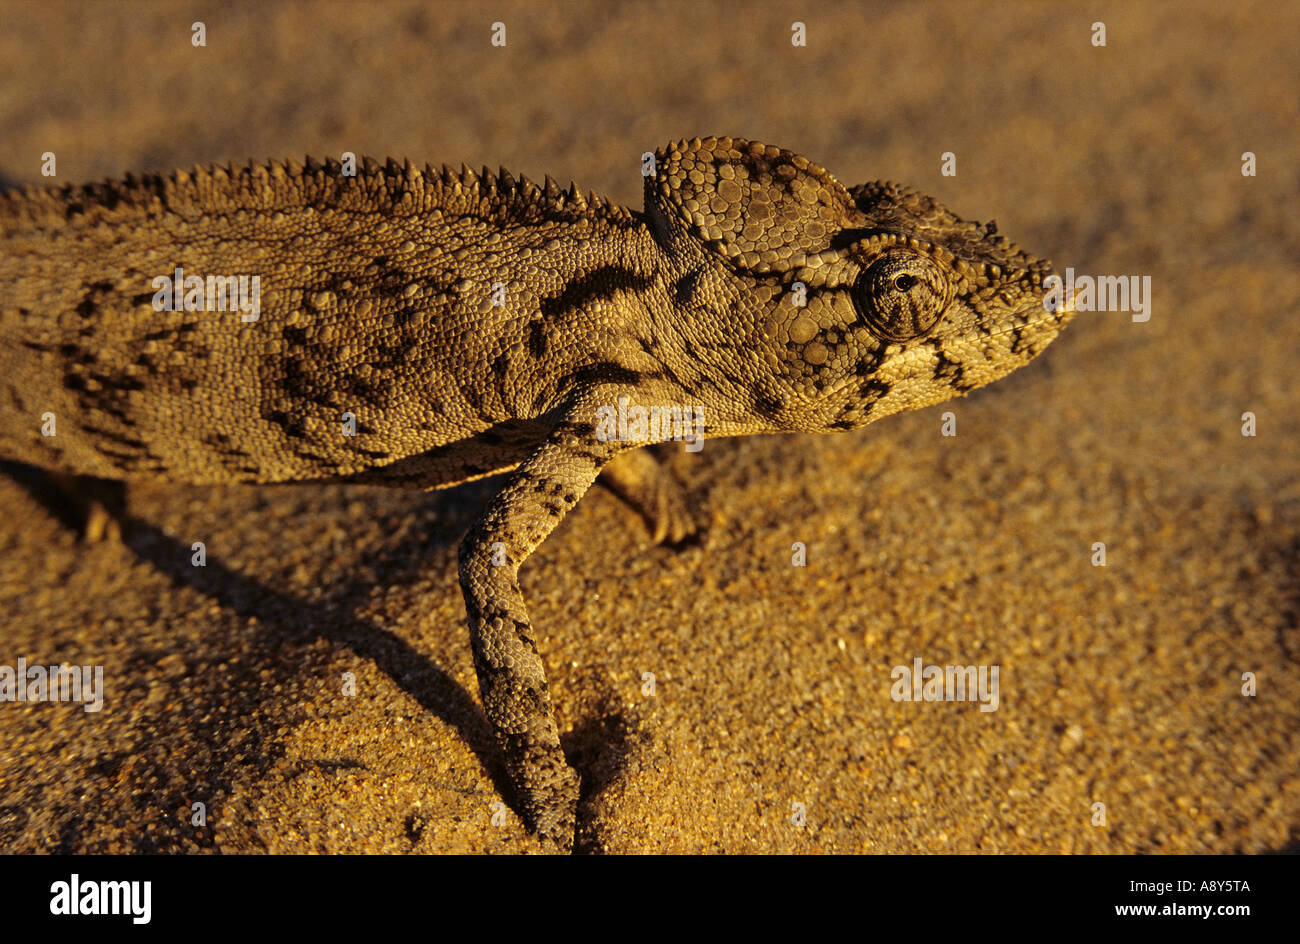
[0,0,1296,853]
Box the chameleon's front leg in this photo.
[457,414,624,850]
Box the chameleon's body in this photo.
[0,137,1074,849]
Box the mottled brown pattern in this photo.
[0,136,1074,849]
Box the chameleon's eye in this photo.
[853,252,952,342]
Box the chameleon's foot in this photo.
[39,471,126,543]
[511,754,580,852]
[642,472,698,547]
[598,448,699,545]
[82,499,123,543]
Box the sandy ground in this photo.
[0,0,1296,853]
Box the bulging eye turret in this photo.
[852,251,952,342]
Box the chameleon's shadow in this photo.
[123,501,630,853]
[118,510,520,805]
[0,459,517,833]
[3,460,626,851]
[565,703,641,855]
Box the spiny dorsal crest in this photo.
[0,155,633,229]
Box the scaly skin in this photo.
[0,137,1075,849]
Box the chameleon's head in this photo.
[645,137,1076,431]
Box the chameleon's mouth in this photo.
[1029,280,1081,339]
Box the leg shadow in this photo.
[117,510,513,800]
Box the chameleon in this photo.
[0,136,1075,850]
